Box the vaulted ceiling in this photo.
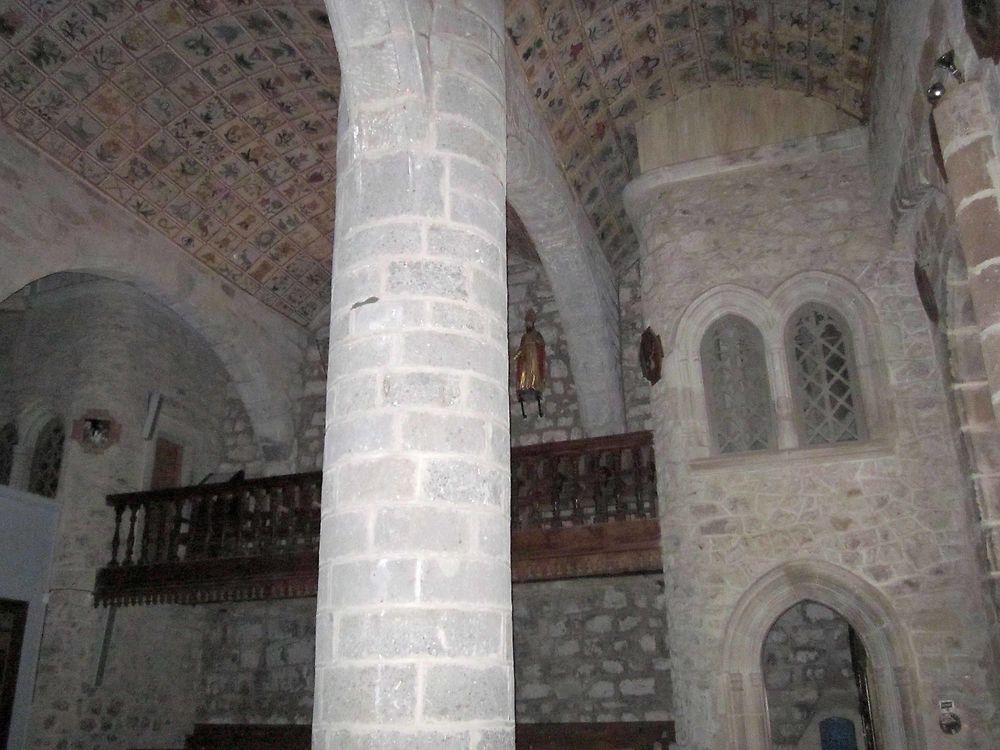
[0,0,879,325]
[505,0,880,267]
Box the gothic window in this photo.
[700,315,776,454]
[788,304,865,445]
[27,418,65,498]
[0,423,16,485]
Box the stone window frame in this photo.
[699,314,778,455]
[26,417,65,499]
[673,272,892,464]
[6,403,64,493]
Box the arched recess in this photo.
[720,560,925,750]
[671,285,785,457]
[0,136,305,466]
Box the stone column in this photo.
[934,80,1000,420]
[315,1,512,748]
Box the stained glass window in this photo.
[0,423,16,486]
[28,418,64,498]
[788,304,865,445]
[701,315,776,454]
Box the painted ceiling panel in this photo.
[0,1,879,324]
[504,0,879,267]
[0,0,338,325]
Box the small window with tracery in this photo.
[788,304,866,445]
[700,315,776,454]
[28,418,65,498]
[0,423,16,486]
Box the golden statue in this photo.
[513,309,546,417]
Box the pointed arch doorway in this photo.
[720,561,925,750]
[761,600,877,749]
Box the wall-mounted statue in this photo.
[513,309,546,418]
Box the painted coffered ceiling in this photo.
[0,0,879,324]
[0,0,338,325]
[504,0,880,266]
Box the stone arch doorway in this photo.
[761,600,874,750]
[720,561,925,750]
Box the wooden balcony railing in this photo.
[510,431,661,582]
[95,432,660,606]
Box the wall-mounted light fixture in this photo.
[935,50,965,83]
[926,50,964,107]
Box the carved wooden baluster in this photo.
[571,452,586,525]
[138,500,152,564]
[625,446,639,517]
[169,497,185,561]
[270,484,282,549]
[108,498,126,566]
[123,499,140,565]
[152,502,165,562]
[216,491,231,556]
[234,487,246,555]
[549,456,563,528]
[252,487,265,552]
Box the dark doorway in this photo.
[0,598,28,749]
[762,601,879,749]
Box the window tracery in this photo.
[787,304,865,445]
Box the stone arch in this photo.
[720,560,925,750]
[0,137,305,467]
[506,50,626,437]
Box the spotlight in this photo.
[926,81,946,106]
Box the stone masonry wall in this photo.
[763,602,857,748]
[626,133,1000,748]
[199,599,316,725]
[619,260,651,433]
[508,255,585,446]
[0,277,242,750]
[512,574,672,724]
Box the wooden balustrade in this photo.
[511,431,661,582]
[94,473,322,606]
[95,432,661,605]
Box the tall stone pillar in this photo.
[934,80,1000,420]
[315,1,512,748]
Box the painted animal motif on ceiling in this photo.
[0,0,880,322]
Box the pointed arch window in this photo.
[787,304,865,445]
[0,423,16,485]
[701,315,776,454]
[28,418,65,498]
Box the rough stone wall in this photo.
[619,261,651,433]
[219,386,265,478]
[763,602,857,748]
[199,599,316,725]
[0,277,241,750]
[627,135,1000,748]
[508,256,585,446]
[512,575,672,724]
